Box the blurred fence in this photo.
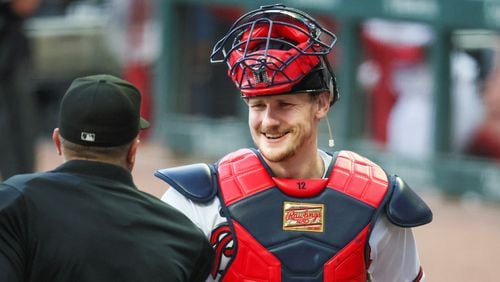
[152,0,500,203]
[24,0,500,202]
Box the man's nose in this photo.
[261,106,280,127]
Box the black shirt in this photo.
[0,160,213,282]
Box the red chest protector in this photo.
[216,149,390,282]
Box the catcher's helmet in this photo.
[210,4,339,104]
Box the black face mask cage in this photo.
[231,50,291,91]
[210,4,339,103]
[210,4,337,64]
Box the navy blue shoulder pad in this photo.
[385,175,433,227]
[154,163,217,203]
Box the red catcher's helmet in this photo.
[210,4,339,104]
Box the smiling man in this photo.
[156,4,432,281]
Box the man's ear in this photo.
[315,92,331,119]
[52,128,62,155]
[126,138,140,171]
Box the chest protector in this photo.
[216,149,390,282]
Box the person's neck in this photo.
[64,156,130,172]
[265,148,324,179]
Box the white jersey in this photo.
[161,151,424,281]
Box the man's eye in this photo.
[279,102,293,107]
[250,104,265,109]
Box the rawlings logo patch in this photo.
[283,202,324,232]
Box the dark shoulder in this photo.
[0,182,23,208]
[1,172,45,197]
[385,175,433,227]
[0,174,40,214]
[155,163,217,203]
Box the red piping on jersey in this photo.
[413,267,424,282]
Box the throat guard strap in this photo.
[272,177,329,197]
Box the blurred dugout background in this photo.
[8,0,500,281]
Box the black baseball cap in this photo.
[58,74,150,147]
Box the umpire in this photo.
[0,74,214,281]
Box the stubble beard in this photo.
[260,142,296,163]
[255,129,303,163]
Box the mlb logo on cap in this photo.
[81,132,96,142]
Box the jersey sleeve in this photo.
[368,214,424,282]
[161,188,224,239]
[0,184,27,282]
